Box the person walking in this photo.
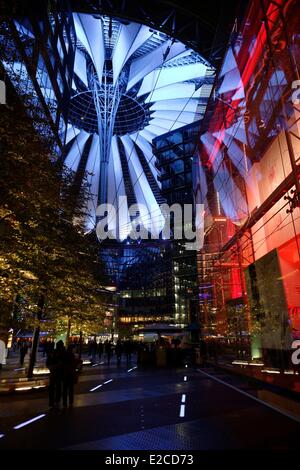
[98,341,104,362]
[46,340,65,409]
[90,338,97,363]
[124,340,132,365]
[62,345,77,408]
[19,341,28,366]
[115,339,122,366]
[105,340,112,365]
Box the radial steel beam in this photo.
[68,0,239,65]
[89,62,127,205]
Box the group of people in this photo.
[87,339,135,366]
[115,339,134,366]
[46,341,81,409]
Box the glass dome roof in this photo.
[64,13,214,234]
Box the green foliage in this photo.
[0,84,106,336]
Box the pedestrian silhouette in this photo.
[115,339,122,366]
[62,345,77,407]
[46,340,65,409]
[19,341,28,365]
[105,340,112,365]
[98,341,104,361]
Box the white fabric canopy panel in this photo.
[64,13,212,233]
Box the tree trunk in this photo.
[27,293,44,379]
[65,317,71,347]
[79,330,83,359]
[27,325,40,379]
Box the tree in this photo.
[0,39,107,373]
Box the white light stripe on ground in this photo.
[179,404,185,417]
[103,379,113,384]
[261,369,280,374]
[181,394,186,403]
[14,414,46,430]
[132,366,137,370]
[184,376,187,381]
[0,434,4,439]
[127,368,133,372]
[99,362,104,365]
[197,369,300,424]
[92,363,99,367]
[90,384,103,392]
[14,368,25,371]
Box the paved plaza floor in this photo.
[1,359,300,450]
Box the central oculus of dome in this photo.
[69,91,150,136]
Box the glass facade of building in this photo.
[196,0,300,387]
[154,121,203,329]
[101,240,174,334]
